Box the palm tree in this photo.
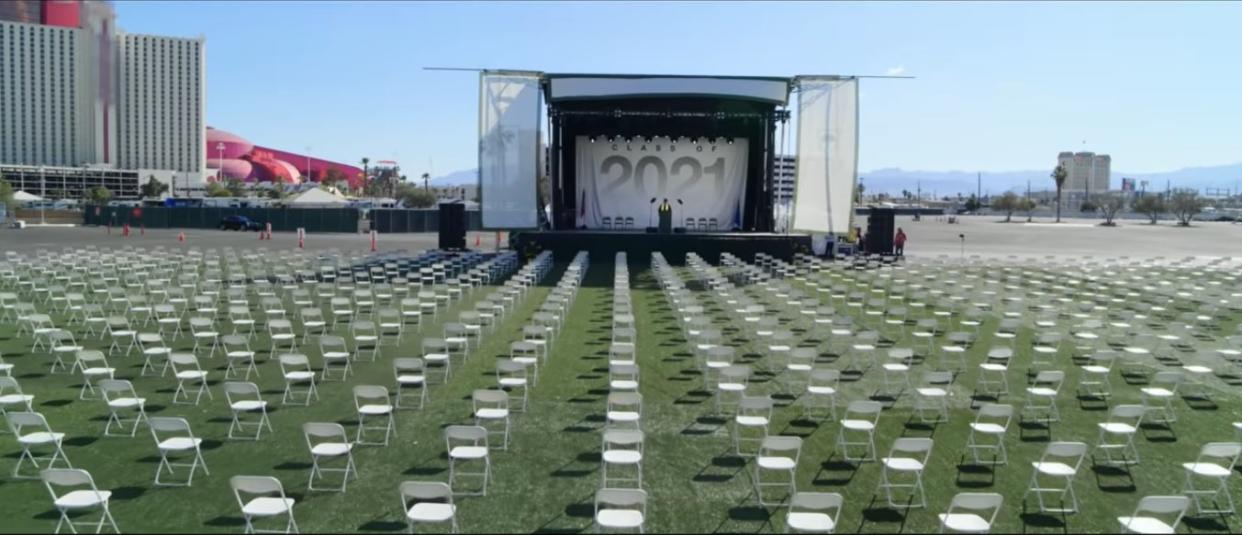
[421,172,431,190]
[1051,164,1068,223]
[360,157,370,194]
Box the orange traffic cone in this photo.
[370,230,377,252]
[474,234,481,247]
[178,231,185,242]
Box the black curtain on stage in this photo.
[549,97,778,232]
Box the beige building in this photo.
[1057,151,1110,193]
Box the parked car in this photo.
[219,215,262,231]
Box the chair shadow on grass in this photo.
[777,418,819,438]
[857,495,910,534]
[549,451,599,479]
[955,455,997,488]
[563,413,604,433]
[691,451,746,483]
[40,398,73,408]
[1019,503,1069,534]
[810,453,859,487]
[357,518,406,532]
[1139,421,1177,443]
[1018,419,1053,443]
[1089,461,1137,493]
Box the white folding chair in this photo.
[1023,370,1064,423]
[472,389,510,450]
[7,411,71,478]
[223,334,259,380]
[393,357,428,410]
[423,338,451,384]
[1182,442,1242,515]
[836,401,883,463]
[1140,370,1184,424]
[318,335,352,381]
[98,378,147,437]
[966,404,1012,466]
[231,475,298,534]
[169,352,213,405]
[41,469,119,534]
[784,492,842,533]
[755,435,801,507]
[1094,404,1145,466]
[734,395,773,456]
[400,481,457,533]
[594,488,646,533]
[496,358,530,412]
[1118,495,1190,534]
[878,437,933,509]
[445,425,491,496]
[1024,441,1088,514]
[224,381,273,441]
[279,354,318,406]
[607,392,643,431]
[353,385,395,446]
[72,350,115,400]
[304,422,357,493]
[803,368,840,421]
[148,416,209,486]
[602,429,644,489]
[939,492,1002,534]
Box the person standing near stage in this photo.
[894,227,907,256]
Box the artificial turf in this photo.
[2,256,1241,533]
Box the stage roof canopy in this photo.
[543,73,791,105]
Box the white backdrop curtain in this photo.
[792,77,858,235]
[479,71,541,229]
[575,136,748,230]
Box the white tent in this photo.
[287,188,348,207]
[13,191,43,202]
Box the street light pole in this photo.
[216,142,226,182]
[39,166,46,225]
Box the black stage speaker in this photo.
[866,208,896,254]
[438,202,466,250]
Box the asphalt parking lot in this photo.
[871,214,1242,260]
[0,216,1237,260]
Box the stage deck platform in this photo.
[511,230,813,264]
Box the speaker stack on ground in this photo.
[438,202,467,250]
[866,207,896,255]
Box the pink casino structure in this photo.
[205,127,365,189]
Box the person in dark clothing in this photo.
[894,227,907,256]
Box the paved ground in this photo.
[874,214,1242,260]
[0,226,508,254]
[0,218,1237,260]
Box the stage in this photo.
[510,230,812,264]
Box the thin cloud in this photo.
[885,65,906,76]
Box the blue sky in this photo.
[118,1,1242,177]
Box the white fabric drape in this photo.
[479,72,541,229]
[792,77,859,235]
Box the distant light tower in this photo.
[215,142,226,181]
[305,146,312,183]
[39,166,46,225]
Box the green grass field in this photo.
[2,256,1242,533]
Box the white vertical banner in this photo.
[479,71,541,229]
[792,77,858,235]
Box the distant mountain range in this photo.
[863,163,1242,196]
[431,162,1242,195]
[428,168,478,186]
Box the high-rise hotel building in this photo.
[0,0,205,198]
